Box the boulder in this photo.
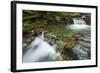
[64,37,77,49]
[56,40,66,50]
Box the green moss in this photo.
[23,20,47,31]
[32,21,47,28]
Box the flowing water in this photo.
[67,18,90,30]
[23,32,60,63]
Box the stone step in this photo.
[78,37,90,43]
[82,34,91,39]
[72,44,90,60]
[80,46,90,53]
[78,41,91,48]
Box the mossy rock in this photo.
[56,40,66,49]
[23,36,34,43]
[64,37,77,49]
[73,33,82,38]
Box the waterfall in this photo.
[66,18,90,30]
[40,32,44,40]
[73,18,86,24]
[23,32,59,63]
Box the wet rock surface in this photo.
[43,33,78,60]
[23,31,91,61]
[43,32,91,60]
[72,33,91,60]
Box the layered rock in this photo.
[72,33,91,60]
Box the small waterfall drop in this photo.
[67,18,90,30]
[73,18,86,24]
[23,32,59,63]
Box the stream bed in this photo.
[22,18,91,63]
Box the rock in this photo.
[72,44,90,60]
[82,35,91,39]
[73,33,82,38]
[23,29,35,43]
[60,48,79,60]
[83,15,91,25]
[43,33,79,61]
[78,41,90,48]
[23,36,34,43]
[78,37,90,43]
[64,37,77,49]
[56,40,66,50]
[43,30,48,34]
[45,33,56,39]
[72,32,91,60]
[78,32,91,48]
[44,33,57,45]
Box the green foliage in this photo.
[32,21,47,27]
[23,20,47,31]
[23,21,32,31]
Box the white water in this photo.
[23,32,59,63]
[67,18,90,30]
